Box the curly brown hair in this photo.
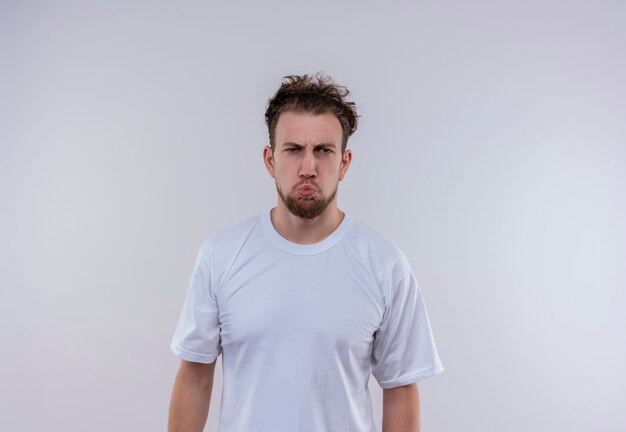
[265,73,359,152]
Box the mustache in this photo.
[296,182,319,189]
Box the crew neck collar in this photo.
[260,208,355,256]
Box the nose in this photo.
[299,147,317,178]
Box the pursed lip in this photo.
[297,184,317,198]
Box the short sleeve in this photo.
[170,246,221,363]
[371,271,444,389]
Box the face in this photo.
[263,111,352,219]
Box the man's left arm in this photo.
[382,383,420,432]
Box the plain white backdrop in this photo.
[1,0,625,431]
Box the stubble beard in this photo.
[275,181,338,220]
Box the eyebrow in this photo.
[283,142,337,150]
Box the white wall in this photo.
[1,0,624,430]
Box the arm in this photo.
[168,359,217,432]
[382,383,420,432]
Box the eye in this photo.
[286,148,299,153]
[318,148,332,154]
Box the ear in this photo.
[263,145,275,178]
[338,149,352,181]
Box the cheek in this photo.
[273,167,294,182]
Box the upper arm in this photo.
[371,269,444,389]
[176,359,217,391]
[383,382,420,402]
[382,383,421,430]
[170,246,222,364]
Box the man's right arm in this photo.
[168,359,217,432]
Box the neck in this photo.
[269,202,345,245]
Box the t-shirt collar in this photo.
[260,207,355,255]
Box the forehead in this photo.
[274,111,342,146]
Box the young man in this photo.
[168,74,444,432]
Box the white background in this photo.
[1,0,625,431]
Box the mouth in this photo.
[297,185,316,197]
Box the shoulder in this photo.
[191,213,263,296]
[347,215,413,286]
[197,212,262,262]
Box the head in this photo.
[265,73,359,153]
[263,73,359,219]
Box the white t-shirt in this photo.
[171,208,444,431]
